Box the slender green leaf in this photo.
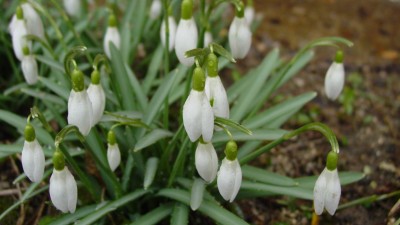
[170,203,189,225]
[240,181,313,200]
[134,129,173,152]
[143,45,163,94]
[214,117,252,135]
[211,42,236,63]
[190,178,205,210]
[212,128,287,143]
[36,55,65,73]
[144,157,159,190]
[39,77,69,100]
[125,63,148,110]
[43,204,99,225]
[242,165,297,187]
[129,204,172,225]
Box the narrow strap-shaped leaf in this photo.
[39,77,70,100]
[143,45,163,94]
[129,204,173,225]
[125,63,149,110]
[170,203,189,225]
[242,165,297,187]
[144,157,159,190]
[240,181,313,200]
[134,129,173,152]
[190,178,205,210]
[212,129,287,143]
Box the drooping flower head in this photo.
[244,0,255,25]
[21,124,45,182]
[150,0,162,20]
[313,151,341,215]
[9,3,45,40]
[63,0,82,17]
[229,2,252,59]
[160,8,177,52]
[21,46,39,85]
[325,51,345,101]
[107,130,121,172]
[104,13,121,59]
[195,140,218,183]
[87,70,105,125]
[175,0,198,67]
[183,67,214,142]
[217,141,242,202]
[11,6,31,61]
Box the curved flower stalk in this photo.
[175,0,198,67]
[9,3,45,40]
[21,124,45,182]
[63,0,81,17]
[106,130,121,172]
[150,0,162,20]
[314,151,341,215]
[103,14,121,59]
[217,141,242,202]
[87,70,105,125]
[325,51,345,101]
[160,15,177,52]
[67,69,93,136]
[229,4,252,59]
[183,67,214,142]
[11,6,31,61]
[203,31,213,48]
[21,46,39,85]
[49,150,77,213]
[195,141,218,183]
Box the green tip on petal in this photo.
[192,67,205,91]
[236,1,245,18]
[71,69,85,92]
[326,150,338,171]
[207,53,218,77]
[24,124,36,142]
[107,130,116,145]
[225,140,238,161]
[53,149,65,171]
[91,70,100,84]
[108,14,117,27]
[335,50,344,63]
[16,6,24,20]
[22,46,30,56]
[168,6,173,16]
[181,0,193,20]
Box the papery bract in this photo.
[107,143,121,172]
[228,16,252,59]
[313,168,341,215]
[104,27,121,59]
[21,55,39,85]
[217,158,242,202]
[324,62,345,101]
[87,84,105,125]
[160,16,177,52]
[67,90,93,136]
[195,142,218,183]
[49,167,77,213]
[21,139,45,182]
[175,18,198,67]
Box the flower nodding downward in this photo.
[21,124,45,182]
[324,51,345,101]
[195,141,218,183]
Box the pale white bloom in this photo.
[150,0,162,19]
[21,139,45,182]
[313,168,341,215]
[203,31,213,47]
[228,16,252,59]
[183,90,214,142]
[63,0,81,17]
[103,27,121,59]
[217,158,242,202]
[107,143,121,172]
[67,90,93,136]
[160,16,177,52]
[195,142,218,183]
[49,167,77,213]
[12,18,31,61]
[21,55,38,85]
[244,6,255,25]
[204,76,229,119]
[324,62,345,101]
[9,3,44,39]
[175,18,198,67]
[87,84,105,125]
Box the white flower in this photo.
[244,6,255,25]
[12,18,31,61]
[103,27,121,59]
[175,18,198,67]
[150,0,162,20]
[228,16,252,59]
[160,16,177,52]
[183,90,214,142]
[195,142,218,183]
[9,3,44,40]
[49,167,77,213]
[203,31,213,47]
[87,83,105,125]
[63,0,81,17]
[204,76,229,119]
[324,62,345,101]
[313,168,341,215]
[67,90,93,136]
[107,143,121,172]
[217,158,242,202]
[21,139,45,182]
[21,55,38,85]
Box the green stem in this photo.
[168,137,190,187]
[160,124,184,172]
[337,190,400,210]
[162,0,170,130]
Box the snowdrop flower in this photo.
[229,4,252,59]
[205,53,229,121]
[9,3,45,40]
[217,141,242,202]
[160,15,177,52]
[183,67,214,142]
[325,51,345,101]
[67,69,93,136]
[195,141,218,183]
[107,130,121,172]
[175,0,198,67]
[49,150,77,213]
[314,151,341,215]
[11,6,31,61]
[63,0,81,17]
[21,46,39,85]
[150,0,162,20]
[21,124,45,183]
[87,70,105,125]
[244,0,255,25]
[103,14,121,59]
[203,31,213,47]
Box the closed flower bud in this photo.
[11,9,31,61]
[175,18,198,67]
[217,158,242,202]
[313,168,341,215]
[49,167,78,213]
[21,53,39,85]
[244,6,254,25]
[160,16,177,52]
[107,143,121,172]
[21,125,45,182]
[63,0,81,17]
[195,142,218,183]
[104,15,120,59]
[150,0,162,20]
[203,31,213,47]
[68,89,93,135]
[324,52,345,101]
[87,83,105,125]
[229,16,252,59]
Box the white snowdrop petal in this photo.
[195,143,218,183]
[228,17,252,59]
[160,16,177,52]
[203,31,213,47]
[87,84,106,125]
[313,168,328,215]
[244,7,255,25]
[201,93,214,142]
[104,27,121,59]
[325,169,341,215]
[21,141,35,181]
[175,18,198,67]
[205,76,229,119]
[21,55,39,85]
[324,62,345,100]
[32,140,45,182]
[8,15,17,35]
[107,144,121,172]
[229,159,242,202]
[63,0,81,17]
[183,90,203,142]
[22,3,45,39]
[65,168,78,213]
[12,19,31,61]
[67,90,93,136]
[217,158,236,201]
[50,169,69,213]
[150,0,162,19]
